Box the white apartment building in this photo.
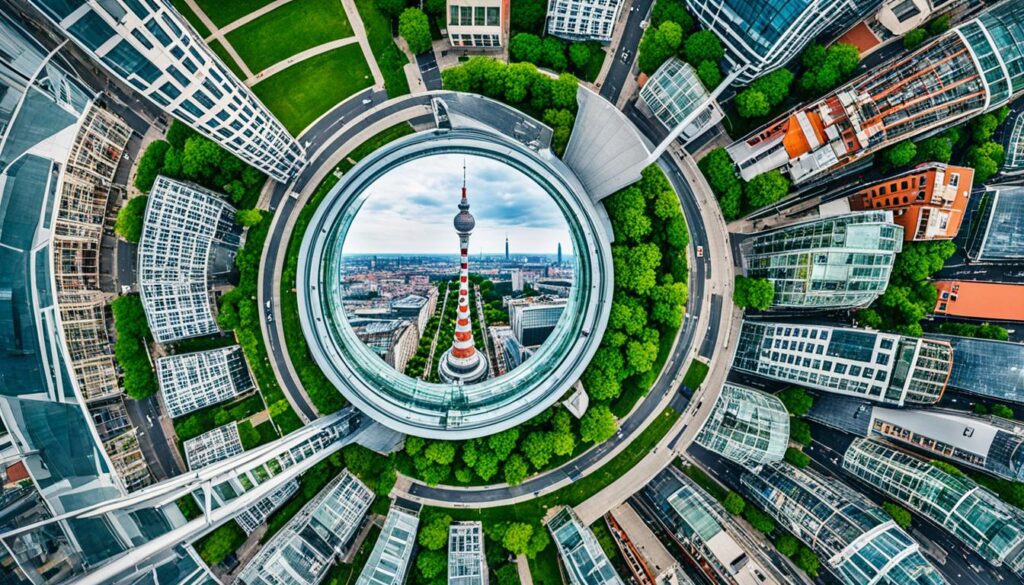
[546,0,623,41]
[447,0,506,48]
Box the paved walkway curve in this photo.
[256,91,737,513]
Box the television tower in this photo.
[439,163,488,384]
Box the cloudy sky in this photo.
[342,154,573,255]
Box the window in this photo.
[949,173,960,187]
[146,20,172,45]
[68,10,115,51]
[461,6,472,23]
[487,7,500,25]
[103,40,161,83]
[450,5,459,25]
[167,65,189,86]
[160,82,181,99]
[131,29,153,49]
[475,6,485,24]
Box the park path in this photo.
[339,0,386,88]
[182,0,254,79]
[243,38,359,86]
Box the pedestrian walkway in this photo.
[340,0,386,88]
[183,0,254,79]
[244,37,359,86]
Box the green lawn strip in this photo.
[324,524,382,584]
[193,0,279,28]
[252,44,373,136]
[528,543,563,585]
[172,393,268,441]
[354,0,410,97]
[590,520,631,578]
[226,0,354,73]
[279,122,415,414]
[681,359,709,391]
[167,333,237,355]
[171,0,211,37]
[209,40,247,80]
[194,522,246,565]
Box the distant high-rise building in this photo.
[687,0,883,84]
[843,438,1024,574]
[727,0,1024,182]
[733,320,953,405]
[741,462,946,585]
[508,297,568,346]
[439,168,488,384]
[24,0,307,182]
[847,163,974,241]
[740,211,903,309]
[557,242,562,265]
[546,0,624,41]
[446,0,507,48]
[505,236,510,261]
[693,384,789,468]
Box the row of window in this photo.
[448,5,501,27]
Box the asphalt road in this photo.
[417,52,442,91]
[600,0,655,104]
[124,395,182,480]
[260,92,435,423]
[405,150,709,503]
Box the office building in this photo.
[740,211,903,309]
[509,297,568,346]
[235,480,300,534]
[933,280,1024,321]
[351,319,419,374]
[733,320,952,405]
[1006,112,1024,175]
[969,185,1024,260]
[741,463,946,585]
[687,0,883,84]
[637,58,724,140]
[639,467,782,585]
[183,422,244,470]
[843,438,1024,573]
[727,1,1024,182]
[138,176,242,343]
[156,346,255,418]
[546,0,624,41]
[449,522,488,585]
[847,163,973,241]
[391,292,437,334]
[547,507,624,585]
[447,0,506,48]
[24,0,306,182]
[606,503,692,585]
[238,471,374,585]
[357,504,420,585]
[938,335,1024,405]
[439,173,489,384]
[693,384,789,468]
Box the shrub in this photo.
[784,447,811,468]
[883,502,912,529]
[733,276,775,310]
[398,8,432,54]
[134,140,170,192]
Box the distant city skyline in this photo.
[343,154,574,255]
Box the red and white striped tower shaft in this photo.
[439,163,488,383]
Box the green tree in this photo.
[903,28,928,50]
[521,431,554,469]
[580,404,617,443]
[442,66,472,91]
[375,0,406,17]
[785,447,811,468]
[399,8,433,54]
[974,403,990,415]
[777,387,813,417]
[637,21,682,74]
[794,546,820,576]
[696,60,722,89]
[504,62,536,103]
[424,441,456,466]
[723,492,746,515]
[751,68,794,107]
[970,113,1000,143]
[699,147,743,196]
[929,460,964,476]
[474,450,500,481]
[735,89,770,118]
[488,428,520,459]
[789,419,812,445]
[605,187,652,242]
[550,73,578,109]
[745,170,789,208]
[743,506,775,534]
[927,14,950,35]
[509,33,543,63]
[510,0,546,33]
[992,404,1015,419]
[134,140,169,192]
[165,120,195,149]
[684,30,724,65]
[552,430,575,456]
[651,0,693,30]
[885,140,919,168]
[418,513,453,550]
[569,44,591,70]
[115,196,149,243]
[719,184,742,221]
[235,208,263,227]
[776,534,799,557]
[405,435,426,456]
[504,454,529,485]
[540,36,567,70]
[883,502,912,529]
[501,523,534,555]
[612,243,661,295]
[417,550,447,580]
[495,565,521,585]
[733,276,775,310]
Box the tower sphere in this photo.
[454,208,475,233]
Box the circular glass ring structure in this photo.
[297,128,614,438]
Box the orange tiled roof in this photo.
[5,461,28,484]
[838,22,882,54]
[934,281,1024,321]
[783,111,826,158]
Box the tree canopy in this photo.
[398,8,432,54]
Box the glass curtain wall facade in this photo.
[843,438,1024,573]
[547,507,624,585]
[25,0,306,182]
[357,505,420,585]
[546,0,623,41]
[156,346,254,418]
[740,211,903,309]
[636,57,723,138]
[937,335,1024,404]
[182,422,244,470]
[686,0,883,83]
[238,471,374,585]
[693,383,789,468]
[449,522,488,585]
[727,1,1024,183]
[973,186,1024,261]
[138,176,241,343]
[234,479,300,534]
[740,463,946,585]
[733,320,952,405]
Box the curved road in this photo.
[257,89,734,509]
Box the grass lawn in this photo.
[252,44,372,136]
[591,520,631,578]
[528,544,563,585]
[324,524,381,584]
[226,0,354,73]
[209,40,247,80]
[167,333,237,355]
[193,0,280,28]
[171,0,211,37]
[682,359,710,391]
[280,122,415,414]
[354,0,410,97]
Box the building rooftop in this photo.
[934,281,1024,321]
[848,163,973,241]
[693,384,789,468]
[547,507,624,585]
[636,57,722,139]
[156,346,254,418]
[356,504,420,585]
[1006,112,1024,175]
[971,185,1024,261]
[448,522,487,585]
[935,334,1024,404]
[183,422,244,471]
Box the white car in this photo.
[696,245,704,258]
